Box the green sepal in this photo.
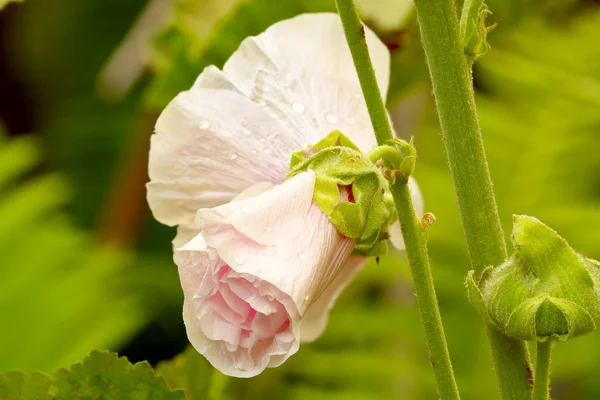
[289,130,360,170]
[465,269,487,318]
[476,215,600,342]
[288,131,395,256]
[459,0,495,63]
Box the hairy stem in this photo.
[334,0,394,145]
[412,0,533,397]
[391,181,461,400]
[532,342,552,400]
[335,0,460,398]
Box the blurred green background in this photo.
[0,0,599,398]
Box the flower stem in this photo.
[334,0,394,145]
[533,342,552,400]
[411,0,533,397]
[335,1,460,398]
[391,182,461,400]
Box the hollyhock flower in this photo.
[147,13,423,377]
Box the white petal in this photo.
[148,13,392,232]
[198,171,316,247]
[222,13,390,154]
[147,88,305,228]
[299,254,368,342]
[389,176,424,249]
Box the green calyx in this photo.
[466,215,600,342]
[459,0,495,63]
[288,131,399,256]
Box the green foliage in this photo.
[0,350,184,399]
[0,134,148,373]
[157,347,223,400]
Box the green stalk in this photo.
[334,0,395,145]
[335,0,460,398]
[391,182,461,399]
[532,342,552,400]
[412,0,533,398]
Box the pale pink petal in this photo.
[299,255,369,342]
[198,171,316,247]
[197,172,354,317]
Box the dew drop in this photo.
[198,120,211,130]
[268,112,279,120]
[241,127,252,136]
[235,253,246,265]
[263,149,272,155]
[304,295,310,301]
[260,138,266,143]
[325,112,338,124]
[223,130,233,138]
[345,116,356,125]
[292,102,305,114]
[256,154,263,161]
[265,226,273,233]
[251,150,257,155]
[298,252,308,261]
[228,150,238,160]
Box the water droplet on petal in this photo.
[304,295,310,301]
[325,112,338,124]
[228,150,238,160]
[265,226,273,233]
[256,154,263,161]
[345,116,356,125]
[260,138,266,143]
[268,112,278,120]
[251,150,257,155]
[298,252,308,261]
[292,102,305,114]
[241,127,252,136]
[235,253,246,265]
[263,149,272,155]
[198,120,211,130]
[223,130,233,138]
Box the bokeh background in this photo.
[1,0,599,398]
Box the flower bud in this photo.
[467,215,600,342]
[288,131,396,256]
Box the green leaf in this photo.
[157,346,220,400]
[0,372,52,400]
[53,350,184,399]
[0,351,184,400]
